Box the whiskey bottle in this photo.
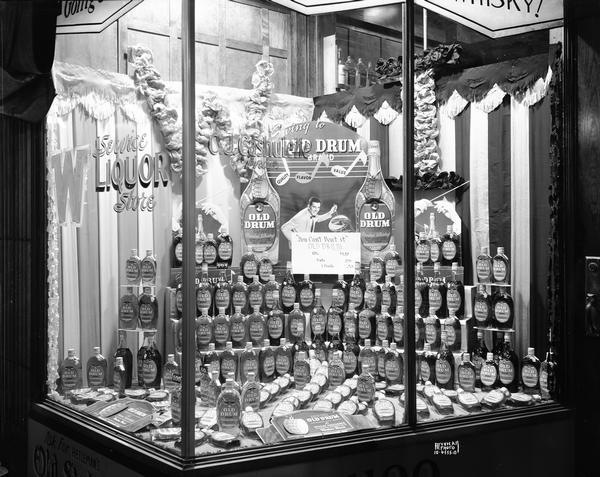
[369,254,386,284]
[540,331,558,400]
[492,288,514,329]
[263,274,280,314]
[207,370,221,407]
[473,284,492,328]
[326,296,344,344]
[419,343,436,384]
[288,303,306,345]
[344,56,356,89]
[229,305,247,349]
[356,57,367,87]
[358,338,377,375]
[376,339,389,382]
[298,274,315,313]
[356,363,376,404]
[125,248,141,284]
[364,276,382,313]
[195,346,204,384]
[446,262,464,318]
[214,270,232,316]
[476,246,493,283]
[194,215,206,267]
[240,246,258,284]
[435,330,455,390]
[381,275,397,316]
[444,310,462,352]
[424,308,441,351]
[198,364,212,404]
[355,140,395,264]
[267,292,285,346]
[231,276,249,315]
[258,252,274,284]
[293,351,311,390]
[280,261,297,313]
[247,306,266,347]
[275,338,293,377]
[241,371,261,411]
[415,232,430,265]
[141,334,162,389]
[358,305,376,346]
[310,289,327,342]
[220,341,237,382]
[337,47,346,90]
[415,306,425,351]
[213,307,230,350]
[140,250,157,284]
[332,274,349,312]
[113,357,127,397]
[343,339,360,378]
[87,346,107,390]
[348,262,366,311]
[137,333,151,387]
[247,275,264,312]
[203,233,218,267]
[196,263,214,316]
[376,305,392,346]
[240,156,281,264]
[216,226,234,269]
[472,331,488,388]
[441,225,459,267]
[383,242,402,279]
[58,349,82,395]
[492,246,510,284]
[521,347,541,395]
[457,353,476,392]
[311,335,327,363]
[480,352,499,392]
[163,354,180,393]
[239,342,259,384]
[204,342,220,377]
[428,262,447,318]
[217,378,242,436]
[385,342,404,385]
[415,263,430,318]
[119,287,139,330]
[114,331,133,388]
[173,231,183,268]
[259,339,276,383]
[139,287,158,330]
[343,304,358,344]
[196,308,213,351]
[329,351,345,388]
[392,305,404,347]
[492,332,505,363]
[498,334,519,392]
[327,330,344,364]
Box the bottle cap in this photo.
[67,349,75,357]
[424,343,431,351]
[279,338,287,346]
[462,353,471,362]
[497,247,505,254]
[207,233,214,240]
[486,352,494,361]
[93,346,101,354]
[131,248,138,256]
[237,275,244,283]
[226,341,232,349]
[364,339,371,347]
[293,303,300,310]
[298,351,307,360]
[528,347,535,355]
[263,339,270,348]
[304,274,310,280]
[434,262,440,271]
[202,263,208,271]
[246,342,253,350]
[208,343,215,351]
[390,342,397,350]
[452,262,458,270]
[338,274,344,280]
[219,307,225,314]
[116,357,123,365]
[382,340,389,347]
[146,249,153,256]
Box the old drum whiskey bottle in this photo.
[240,156,281,264]
[355,140,395,264]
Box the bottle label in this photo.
[476,258,491,281]
[344,316,356,340]
[142,360,157,384]
[249,290,263,308]
[175,243,183,263]
[381,288,392,309]
[385,259,398,278]
[458,366,476,391]
[474,299,489,323]
[242,260,258,279]
[358,203,393,252]
[299,288,314,308]
[494,301,511,324]
[249,320,265,342]
[281,285,296,308]
[360,355,376,373]
[139,303,155,326]
[259,262,274,282]
[203,244,217,264]
[197,323,212,345]
[113,371,122,389]
[425,321,438,344]
[264,289,277,309]
[221,356,236,376]
[262,355,275,377]
[540,369,549,393]
[499,359,515,384]
[420,360,431,382]
[343,351,357,374]
[327,314,342,335]
[331,288,346,308]
[480,364,498,386]
[218,241,233,261]
[358,314,372,338]
[473,355,485,380]
[232,290,247,309]
[356,377,375,402]
[214,321,229,344]
[329,365,345,387]
[369,262,384,281]
[349,287,364,309]
[268,314,284,339]
[215,289,230,309]
[88,365,105,387]
[414,289,422,309]
[62,367,79,390]
[218,401,240,428]
[230,320,246,342]
[196,288,212,310]
[385,358,401,381]
[243,204,277,252]
[195,243,204,265]
[415,243,430,263]
[493,259,507,282]
[393,318,404,342]
[521,364,539,388]
[446,326,457,346]
[141,259,156,283]
[442,240,457,260]
[275,353,291,375]
[376,317,389,342]
[125,258,141,282]
[311,313,326,335]
[447,289,462,312]
[241,385,260,409]
[430,243,440,263]
[290,316,305,338]
[435,360,452,384]
[120,300,136,324]
[242,358,258,379]
[429,289,442,311]
[364,287,378,309]
[176,290,183,314]
[377,353,386,378]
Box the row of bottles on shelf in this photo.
[337,49,378,90]
[415,215,461,266]
[125,249,157,284]
[172,223,233,269]
[475,246,510,284]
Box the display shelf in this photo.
[473,326,515,333]
[475,282,511,287]
[118,328,159,333]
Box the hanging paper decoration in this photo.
[414,70,440,175]
[344,105,367,128]
[373,100,399,125]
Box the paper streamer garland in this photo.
[414,69,440,175]
[46,165,60,396]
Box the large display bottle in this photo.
[240,156,280,264]
[355,140,395,264]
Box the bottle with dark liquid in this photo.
[327,296,344,344]
[343,339,360,378]
[229,305,247,348]
[376,305,392,346]
[175,282,183,320]
[498,333,519,392]
[113,357,126,397]
[369,254,386,284]
[240,246,258,284]
[310,289,327,342]
[231,276,249,315]
[376,339,389,383]
[141,334,162,388]
[457,353,476,392]
[381,275,397,316]
[358,338,377,375]
[214,270,232,316]
[267,291,285,346]
[424,307,441,351]
[203,233,218,267]
[247,306,266,347]
[415,306,425,351]
[492,246,510,284]
[220,341,237,381]
[344,56,356,88]
[385,342,404,385]
[343,304,358,344]
[415,263,429,318]
[216,226,234,269]
[332,274,348,312]
[119,287,139,330]
[384,241,402,279]
[446,262,464,318]
[263,274,280,314]
[280,261,297,313]
[364,275,382,313]
[213,307,230,350]
[358,304,376,346]
[419,343,436,384]
[293,351,311,390]
[298,274,315,313]
[429,231,441,265]
[258,252,274,284]
[480,352,499,392]
[58,349,82,395]
[428,262,447,318]
[173,230,183,268]
[275,338,293,377]
[473,284,492,328]
[415,232,430,265]
[311,335,328,363]
[288,303,306,345]
[492,288,514,329]
[441,225,459,267]
[247,275,264,312]
[435,330,455,390]
[114,331,133,388]
[327,322,345,364]
[348,262,366,311]
[194,215,206,267]
[492,332,505,363]
[259,339,276,383]
[476,246,493,283]
[139,287,158,330]
[540,329,558,400]
[86,347,107,390]
[472,330,488,388]
[196,308,213,351]
[196,263,213,316]
[445,310,462,352]
[521,347,541,395]
[137,333,151,387]
[392,305,404,347]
